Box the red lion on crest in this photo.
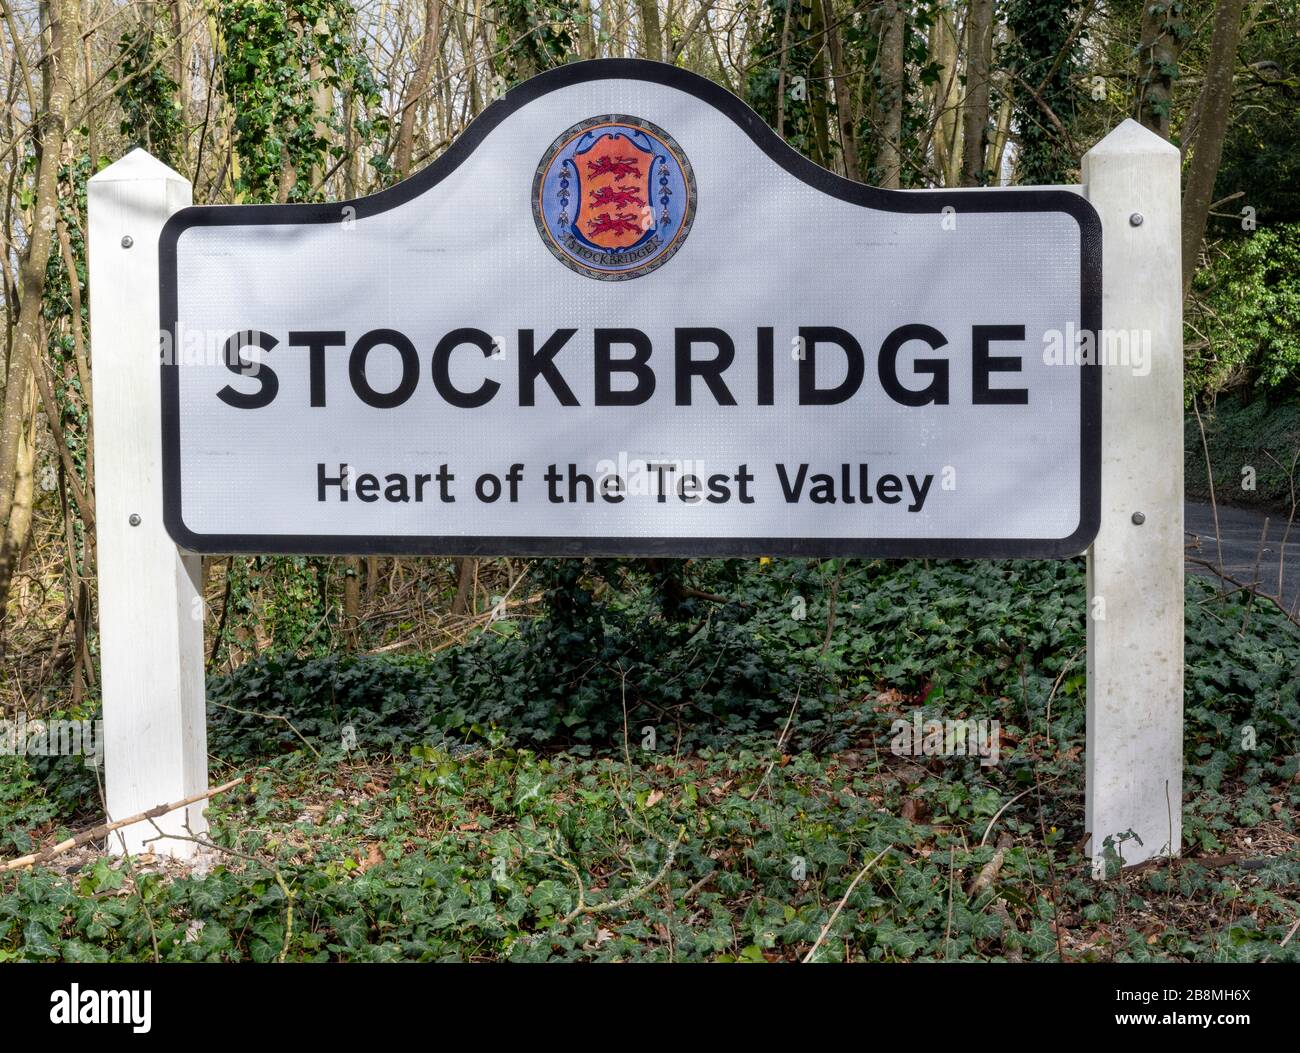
[586,212,643,238]
[589,185,645,209]
[586,155,643,180]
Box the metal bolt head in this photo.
[1129,213,1144,227]
[1131,511,1146,525]
[121,235,134,248]
[128,513,141,527]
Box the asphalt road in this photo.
[1185,500,1300,616]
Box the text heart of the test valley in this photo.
[316,461,938,513]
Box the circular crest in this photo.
[532,114,697,281]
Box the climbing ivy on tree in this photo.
[111,21,185,167]
[194,2,390,661]
[491,0,580,86]
[214,0,388,203]
[1004,0,1086,185]
[746,0,836,168]
[40,152,94,475]
[889,3,940,189]
[746,1,937,187]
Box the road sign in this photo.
[160,61,1100,558]
[92,64,1181,877]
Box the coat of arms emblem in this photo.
[533,114,697,281]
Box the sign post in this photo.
[88,150,207,858]
[1083,120,1185,876]
[86,62,1182,875]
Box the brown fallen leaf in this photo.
[900,797,930,823]
[357,843,384,873]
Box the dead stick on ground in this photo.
[992,900,1022,961]
[1187,556,1300,631]
[0,777,246,873]
[748,686,801,801]
[967,832,1013,898]
[1191,398,1225,592]
[980,791,1029,847]
[802,844,892,963]
[211,702,322,759]
[556,825,687,927]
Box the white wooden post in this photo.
[1082,120,1184,877]
[88,150,207,858]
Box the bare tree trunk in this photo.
[775,0,794,140]
[396,0,444,179]
[608,0,623,59]
[56,218,92,490]
[455,4,484,113]
[1180,0,1247,295]
[169,1,189,110]
[925,4,961,186]
[0,0,77,612]
[987,89,1012,185]
[169,0,189,170]
[877,0,906,188]
[940,6,967,184]
[578,0,599,59]
[343,560,361,646]
[821,0,860,180]
[451,555,475,615]
[960,0,993,186]
[637,0,663,61]
[2,391,34,594]
[807,0,832,168]
[1135,1,1188,138]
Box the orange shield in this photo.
[570,129,655,251]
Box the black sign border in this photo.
[160,58,1101,559]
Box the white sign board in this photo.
[161,61,1100,557]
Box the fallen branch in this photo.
[747,687,801,801]
[992,900,1022,961]
[980,790,1029,847]
[1122,851,1275,876]
[557,825,687,927]
[967,833,1013,898]
[211,702,322,759]
[802,844,892,963]
[0,776,245,873]
[1186,557,1300,631]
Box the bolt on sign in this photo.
[160,60,1101,558]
